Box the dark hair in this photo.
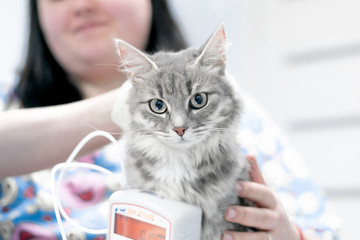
[16,0,187,108]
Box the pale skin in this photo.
[222,156,319,240]
[0,0,318,239]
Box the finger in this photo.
[236,181,276,209]
[246,155,266,185]
[225,206,277,230]
[222,231,271,240]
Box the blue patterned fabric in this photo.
[238,94,341,239]
[0,85,341,240]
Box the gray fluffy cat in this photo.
[112,24,251,239]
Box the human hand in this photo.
[221,155,302,240]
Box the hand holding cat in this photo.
[222,155,303,240]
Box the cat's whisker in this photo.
[193,126,241,136]
[193,125,215,134]
[134,129,165,134]
[212,127,242,133]
[133,129,170,138]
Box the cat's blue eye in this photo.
[149,99,167,114]
[189,92,208,109]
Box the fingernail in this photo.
[222,232,233,240]
[235,182,242,192]
[226,207,237,219]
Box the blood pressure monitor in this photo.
[108,189,202,240]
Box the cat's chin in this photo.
[158,136,205,149]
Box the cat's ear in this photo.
[194,23,227,71]
[114,39,158,79]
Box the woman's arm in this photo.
[0,89,121,178]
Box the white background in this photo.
[1,0,360,239]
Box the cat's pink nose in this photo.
[173,127,186,136]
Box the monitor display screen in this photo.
[114,213,166,240]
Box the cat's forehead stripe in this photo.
[155,82,163,99]
[185,80,193,96]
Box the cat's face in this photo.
[128,56,240,147]
[114,24,241,148]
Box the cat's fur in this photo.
[112,24,251,239]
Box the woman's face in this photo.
[37,0,152,79]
